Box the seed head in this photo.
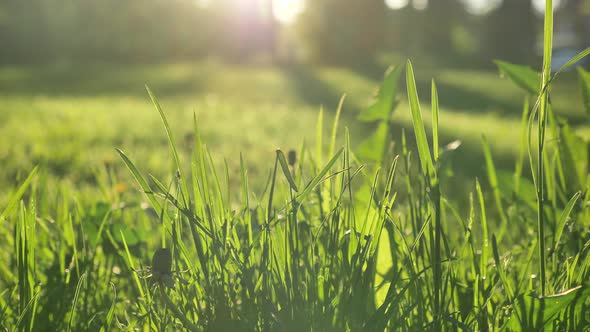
[287,149,297,166]
[152,248,172,280]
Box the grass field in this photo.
[1,45,590,330]
[0,60,586,199]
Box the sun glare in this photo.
[413,0,428,11]
[273,0,304,24]
[461,0,502,15]
[385,0,409,10]
[532,0,562,14]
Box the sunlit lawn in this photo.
[0,60,586,202]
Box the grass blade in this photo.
[431,79,439,163]
[405,60,434,176]
[329,94,346,159]
[146,86,190,202]
[316,107,324,168]
[552,47,590,79]
[277,149,299,192]
[66,273,87,332]
[476,179,489,284]
[116,148,163,213]
[536,0,553,297]
[553,191,581,254]
[99,283,117,332]
[492,234,513,300]
[297,148,343,203]
[578,67,590,115]
[514,97,529,193]
[481,136,507,240]
[0,166,37,221]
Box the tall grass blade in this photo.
[476,179,489,286]
[267,153,279,223]
[277,149,299,192]
[514,97,529,193]
[0,166,37,221]
[551,47,590,78]
[329,94,345,159]
[481,136,507,239]
[491,234,513,300]
[146,86,190,201]
[316,107,324,168]
[553,191,581,254]
[14,290,40,332]
[119,231,148,311]
[431,80,439,162]
[116,148,163,213]
[66,273,87,332]
[297,148,343,203]
[405,60,434,176]
[578,67,590,114]
[508,285,590,330]
[99,283,117,332]
[536,0,553,297]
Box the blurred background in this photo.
[1,0,589,67]
[0,0,589,202]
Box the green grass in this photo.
[0,61,586,200]
[1,13,590,328]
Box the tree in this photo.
[566,0,590,59]
[483,0,536,64]
[0,0,216,64]
[422,0,465,57]
[297,0,386,65]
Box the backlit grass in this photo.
[1,4,590,328]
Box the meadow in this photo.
[0,59,586,199]
[1,5,590,329]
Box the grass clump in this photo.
[1,1,590,331]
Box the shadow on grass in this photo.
[346,59,519,115]
[0,63,207,98]
[279,63,354,112]
[384,118,523,216]
[277,62,527,201]
[350,61,588,124]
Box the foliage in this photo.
[296,0,386,64]
[1,58,589,330]
[0,0,221,63]
[1,2,590,331]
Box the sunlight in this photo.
[413,0,428,11]
[231,0,255,11]
[385,0,409,10]
[461,0,502,15]
[273,0,304,24]
[532,0,563,14]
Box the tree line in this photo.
[0,0,587,66]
